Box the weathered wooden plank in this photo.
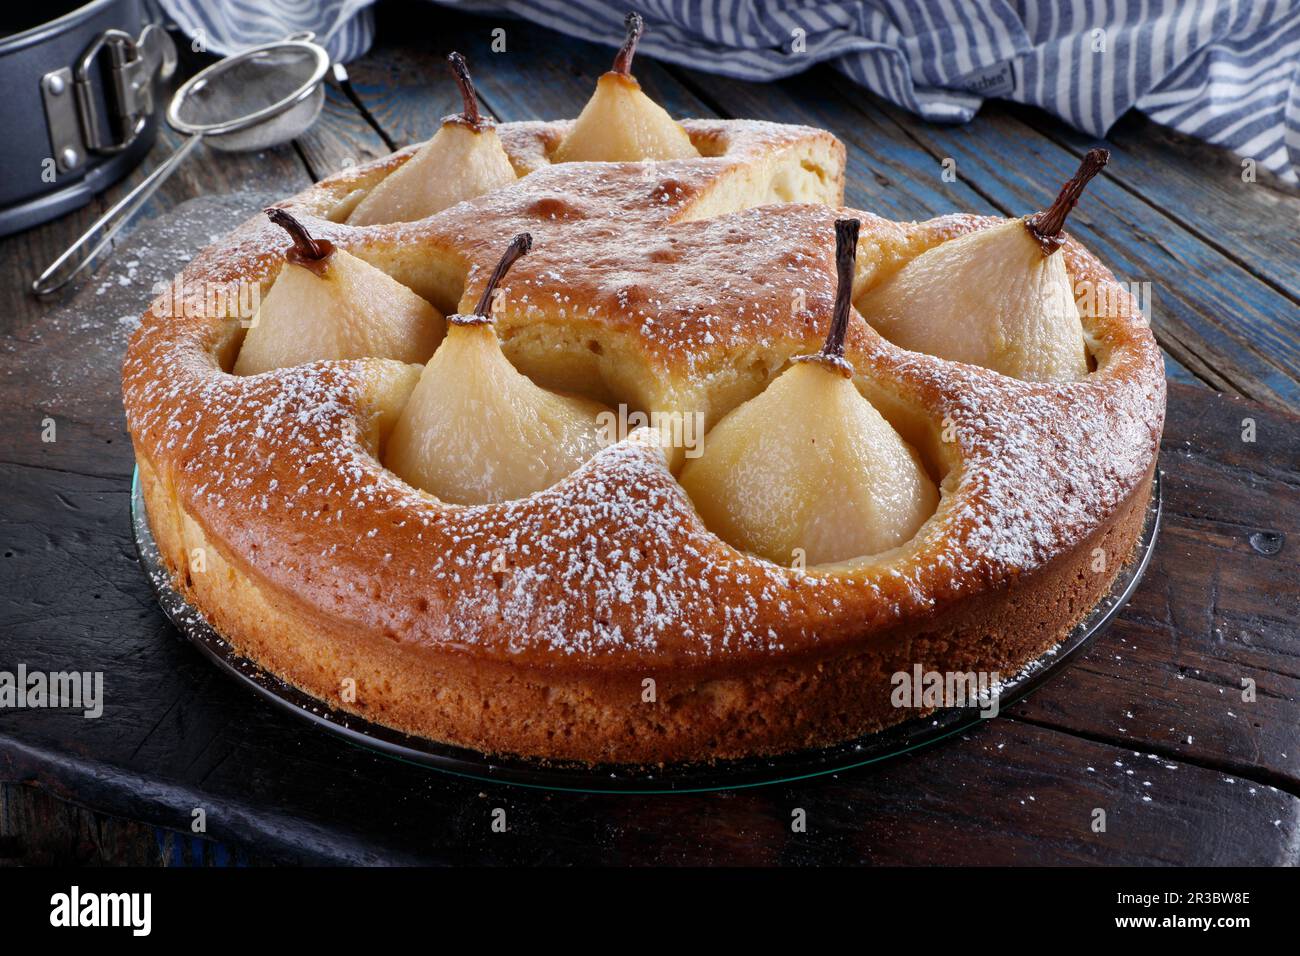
[0,782,259,865]
[1009,383,1300,787]
[345,7,710,141]
[293,82,393,180]
[0,199,104,329]
[783,720,1300,866]
[344,38,483,147]
[5,681,1296,865]
[1035,106,1300,302]
[827,77,1300,412]
[673,67,1204,387]
[1161,354,1201,388]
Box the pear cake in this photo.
[123,20,1165,766]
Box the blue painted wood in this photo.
[1162,353,1199,387]
[346,14,712,146]
[344,44,471,147]
[815,74,1300,411]
[1039,106,1300,304]
[2,3,1296,866]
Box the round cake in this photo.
[122,45,1165,766]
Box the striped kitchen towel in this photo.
[157,0,1300,184]
[159,0,378,61]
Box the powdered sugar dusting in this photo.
[122,120,1165,665]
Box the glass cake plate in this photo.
[131,467,1161,793]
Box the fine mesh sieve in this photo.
[34,33,334,295]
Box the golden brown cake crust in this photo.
[123,119,1165,764]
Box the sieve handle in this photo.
[32,134,203,297]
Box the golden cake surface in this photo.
[123,115,1164,764]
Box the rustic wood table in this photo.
[1,3,1297,865]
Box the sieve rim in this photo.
[166,38,331,137]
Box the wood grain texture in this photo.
[824,72,1300,410]
[670,67,1206,388]
[2,196,1297,864]
[0,782,261,866]
[343,39,487,147]
[293,82,393,181]
[0,5,1297,865]
[1039,106,1300,303]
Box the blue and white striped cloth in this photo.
[158,0,1300,183]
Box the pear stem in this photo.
[612,12,643,75]
[266,208,326,261]
[447,52,482,128]
[821,218,860,361]
[1025,148,1109,255]
[472,233,533,318]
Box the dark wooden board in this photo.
[666,67,1202,391]
[1007,390,1300,791]
[1,193,1297,866]
[294,82,393,181]
[1,4,1298,865]
[0,783,264,865]
[1038,106,1300,302]
[824,72,1300,410]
